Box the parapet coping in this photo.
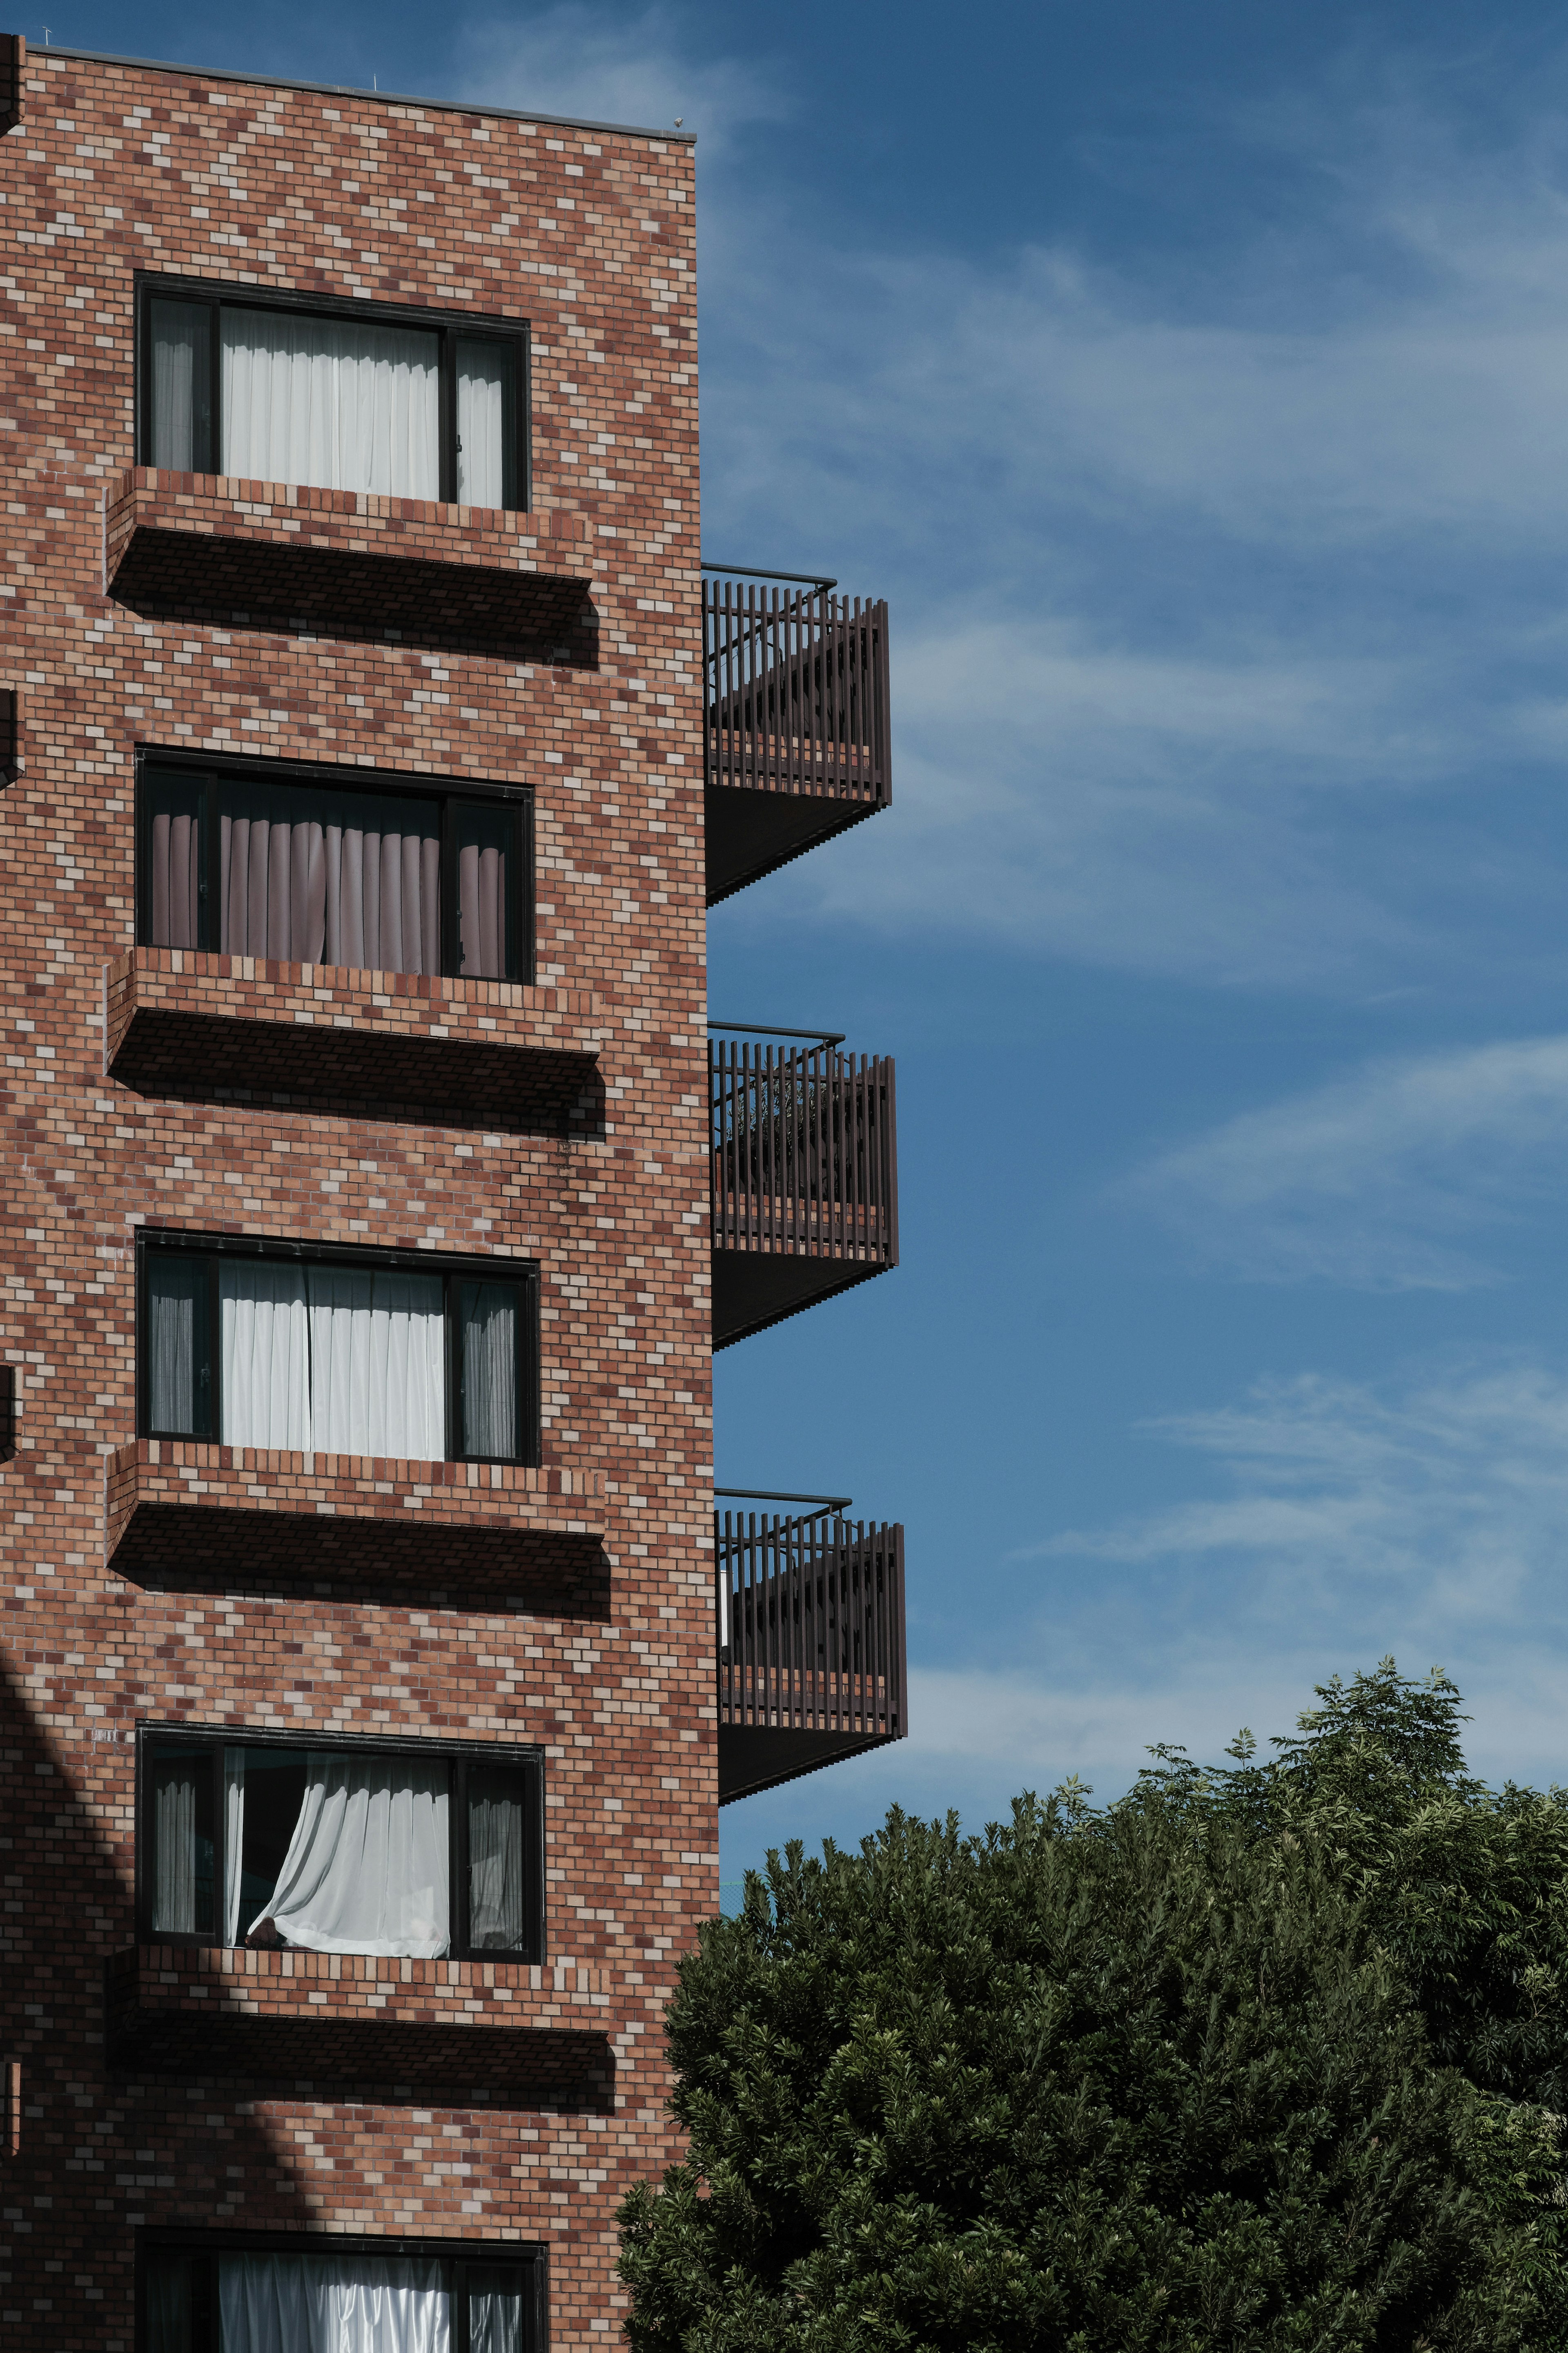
[42,45,699,146]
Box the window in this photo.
[137,754,531,984]
[138,1729,544,1962]
[138,1235,540,1466]
[139,2234,544,2353]
[138,275,529,511]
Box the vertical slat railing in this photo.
[715,1510,907,1737]
[710,1035,899,1273]
[704,577,892,806]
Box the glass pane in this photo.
[456,337,512,509]
[143,2246,197,2353]
[140,770,206,953]
[146,1256,210,1439]
[227,1745,307,1946]
[220,306,441,497]
[454,801,516,979]
[459,1281,519,1460]
[149,299,211,472]
[305,1267,445,1461]
[214,775,440,974]
[468,2266,527,2353]
[149,1744,214,1937]
[218,2253,450,2353]
[467,1765,530,1951]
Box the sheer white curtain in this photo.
[468,2273,524,2353]
[223,1748,247,1946]
[307,1268,444,1460]
[252,1752,450,1957]
[456,341,506,509]
[459,1283,517,1459]
[152,1753,197,1934]
[150,299,203,471]
[219,2254,450,2353]
[467,1771,525,1951]
[148,1257,203,1435]
[220,1263,310,1452]
[217,1262,443,1459]
[221,309,441,497]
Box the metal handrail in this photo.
[715,1510,906,1739]
[702,560,838,589]
[708,1019,846,1047]
[715,1486,853,1515]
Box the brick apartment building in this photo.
[0,34,902,2350]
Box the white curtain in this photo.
[217,1263,443,1460]
[456,340,506,509]
[219,2254,449,2353]
[459,1284,517,1460]
[151,299,202,471]
[220,1263,310,1452]
[223,1748,247,1946]
[148,1257,202,1435]
[307,1268,445,1460]
[467,1773,526,1951]
[253,1752,450,1957]
[468,2274,524,2353]
[152,1753,197,1935]
[221,308,441,498]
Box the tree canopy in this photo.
[619,1662,1568,2351]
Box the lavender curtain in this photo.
[218,815,441,973]
[149,810,200,950]
[458,840,506,978]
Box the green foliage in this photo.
[619,1662,1568,2351]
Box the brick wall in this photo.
[0,42,708,2348]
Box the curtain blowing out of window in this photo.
[220,310,441,498]
[218,2254,450,2353]
[247,1753,450,1958]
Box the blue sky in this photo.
[64,2,1568,1867]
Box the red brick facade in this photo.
[0,38,708,2347]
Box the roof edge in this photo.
[38,44,699,145]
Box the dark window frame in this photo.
[136,2226,548,2353]
[135,271,532,513]
[134,1722,548,1966]
[134,744,536,985]
[136,1229,543,1468]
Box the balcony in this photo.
[105,948,604,1134]
[716,1495,906,1802]
[105,466,598,660]
[105,1441,606,1615]
[710,1026,898,1347]
[107,1944,612,2109]
[704,567,891,903]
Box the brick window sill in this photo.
[105,1439,607,1612]
[104,466,598,658]
[107,1944,613,2107]
[105,947,605,1133]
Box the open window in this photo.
[138,276,529,512]
[138,1729,545,1963]
[138,1235,541,1467]
[140,2233,544,2353]
[137,755,532,984]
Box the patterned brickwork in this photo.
[0,42,707,2349]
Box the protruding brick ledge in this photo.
[105,948,606,1133]
[107,1945,615,2110]
[104,467,599,659]
[105,1441,608,1614]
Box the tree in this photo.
[619,1664,1568,2351]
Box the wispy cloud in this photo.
[454,4,787,149]
[1130,1033,1568,1285]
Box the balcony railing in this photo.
[716,1500,906,1803]
[710,1027,899,1347]
[704,567,891,903]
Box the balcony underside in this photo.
[706,779,885,904]
[719,1721,898,1804]
[109,1001,601,1135]
[713,1246,889,1349]
[110,525,595,662]
[109,1983,610,2111]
